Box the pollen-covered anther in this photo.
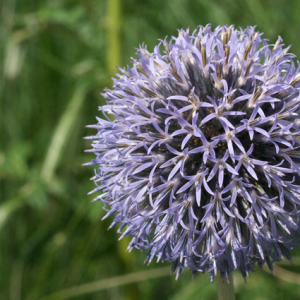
[216,106,224,117]
[216,63,222,80]
[201,46,207,67]
[245,59,253,78]
[248,87,263,107]
[117,84,140,98]
[238,59,253,86]
[272,37,282,52]
[139,85,158,98]
[196,37,202,52]
[214,63,224,89]
[242,155,253,166]
[267,72,278,82]
[224,47,230,67]
[290,75,300,87]
[252,32,259,40]
[163,41,170,55]
[136,62,149,78]
[221,32,229,50]
[243,41,253,61]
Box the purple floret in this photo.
[85,25,300,281]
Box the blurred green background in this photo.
[1,0,300,299]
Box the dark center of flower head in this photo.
[85,25,300,281]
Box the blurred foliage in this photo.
[1,0,300,299]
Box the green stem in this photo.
[217,273,235,300]
[107,0,120,74]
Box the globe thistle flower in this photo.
[85,25,300,282]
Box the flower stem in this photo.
[217,273,235,300]
[107,0,121,74]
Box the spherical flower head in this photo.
[85,25,300,281]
